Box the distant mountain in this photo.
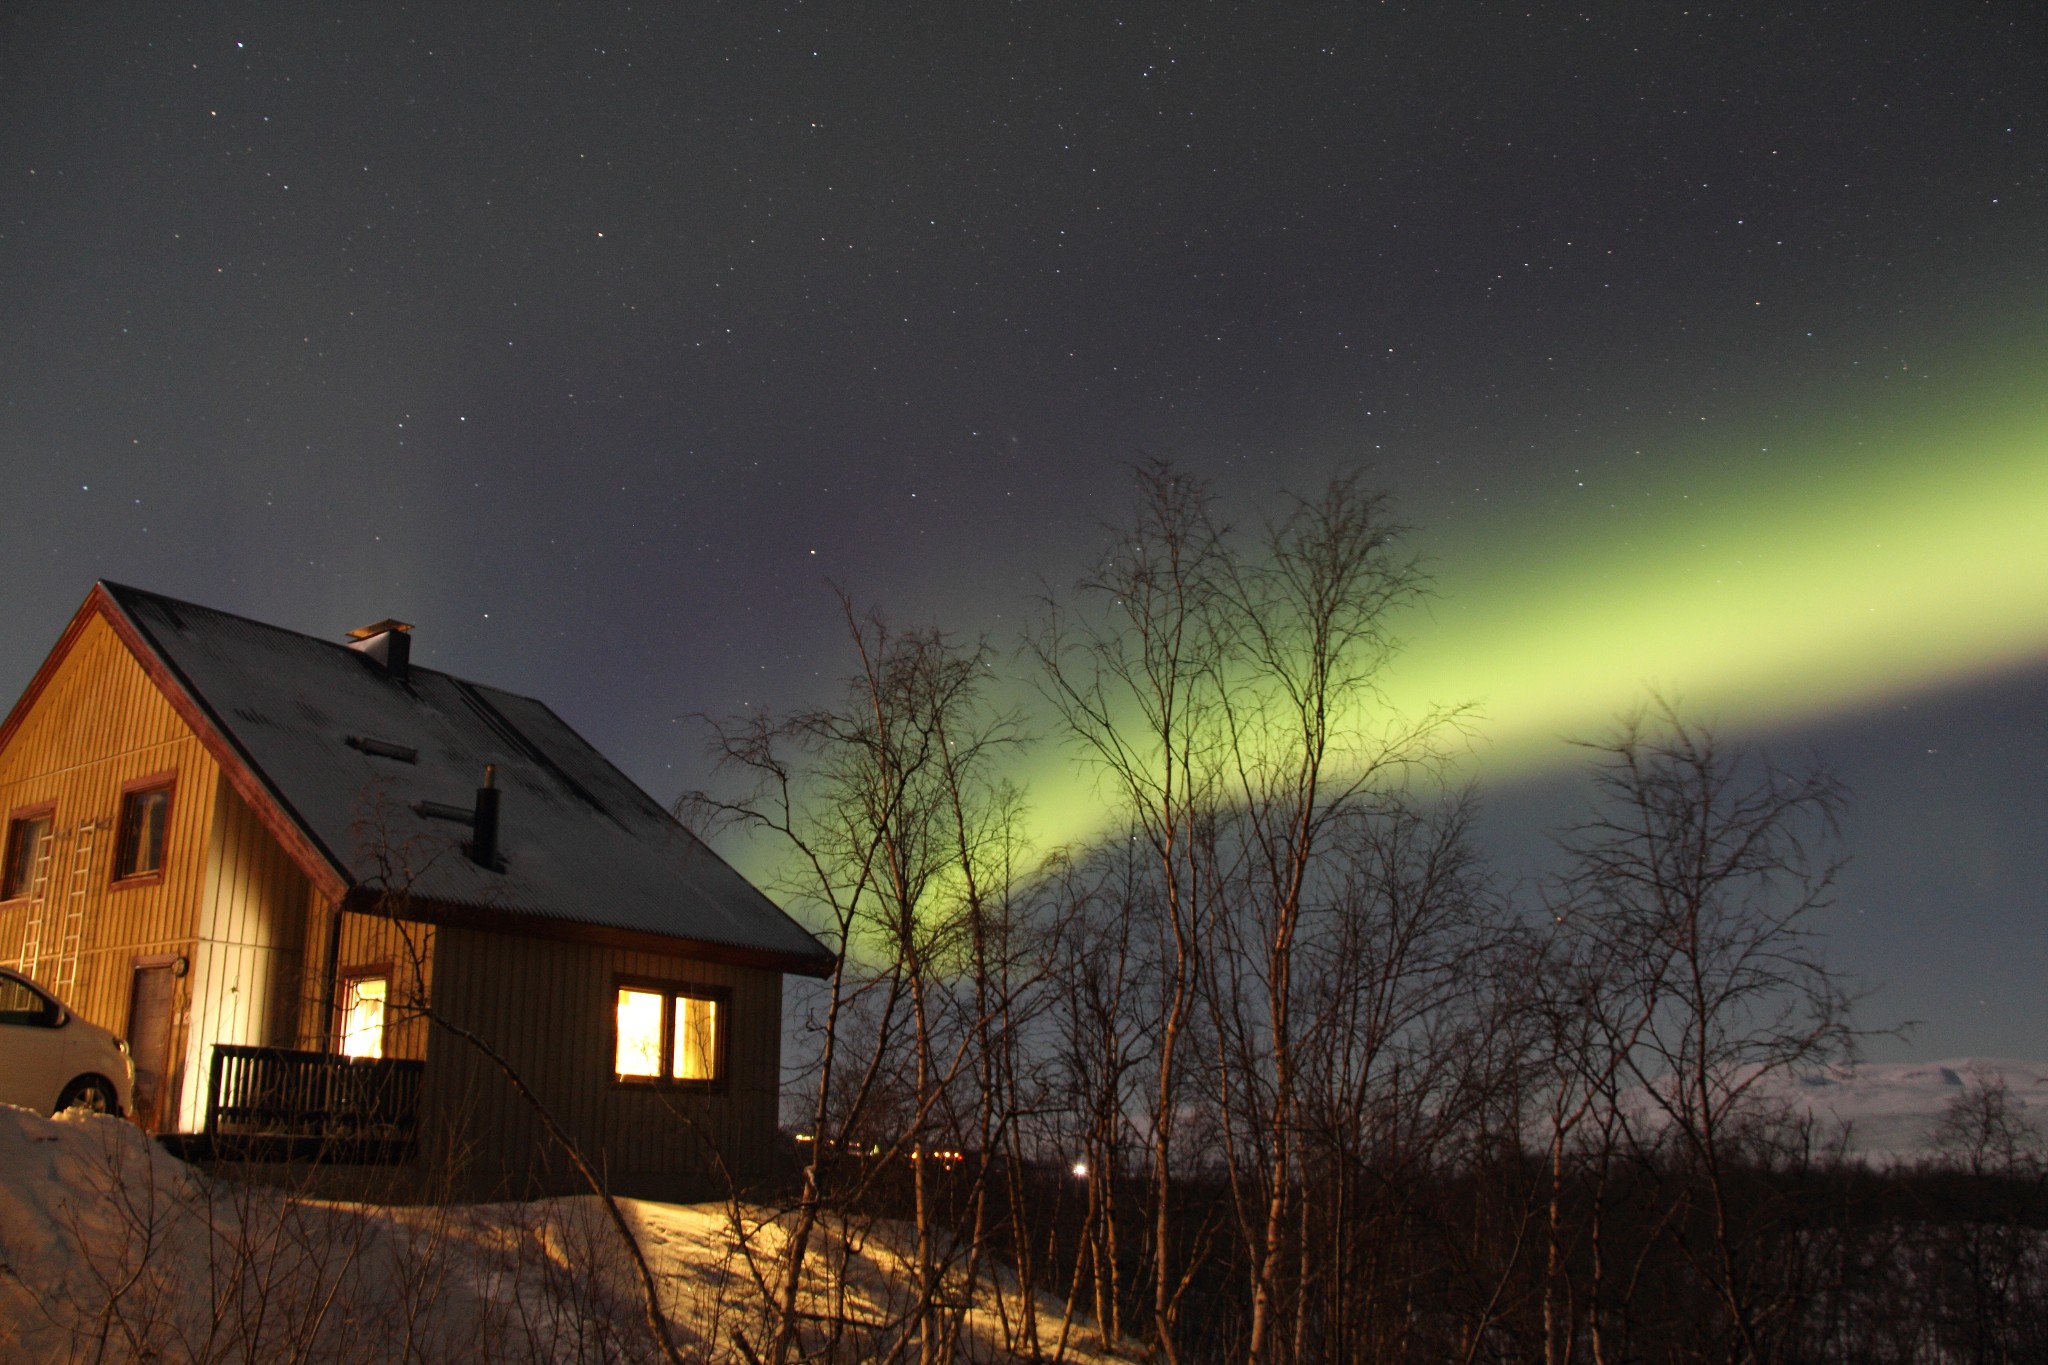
[1674,1058,2048,1165]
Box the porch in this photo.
[171,1044,425,1164]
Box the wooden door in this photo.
[127,964,176,1131]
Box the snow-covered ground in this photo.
[0,1106,1124,1364]
[8,1063,2041,1360]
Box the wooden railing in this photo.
[201,1045,423,1162]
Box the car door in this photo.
[0,971,69,1112]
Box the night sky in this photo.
[4,5,2044,1060]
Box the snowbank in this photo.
[0,1103,678,1362]
[0,1106,1121,1363]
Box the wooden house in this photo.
[0,582,833,1199]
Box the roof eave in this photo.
[8,583,836,976]
[0,589,102,758]
[340,886,839,977]
[86,583,355,904]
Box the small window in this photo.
[113,784,173,881]
[613,982,723,1086]
[338,975,388,1058]
[3,811,54,901]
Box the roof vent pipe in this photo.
[471,763,500,869]
[347,619,413,680]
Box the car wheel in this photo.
[56,1077,118,1117]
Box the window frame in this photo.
[110,773,178,888]
[611,975,728,1093]
[2,803,57,903]
[334,962,393,1059]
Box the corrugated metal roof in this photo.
[101,582,831,972]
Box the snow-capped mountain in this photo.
[1703,1057,2048,1165]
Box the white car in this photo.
[0,966,136,1118]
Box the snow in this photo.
[0,1105,1125,1363]
[13,1059,2032,1359]
[105,582,829,966]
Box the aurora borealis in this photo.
[2,4,2044,1057]
[1411,349,2048,771]
[1011,344,2048,856]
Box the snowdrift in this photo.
[0,1105,1120,1363]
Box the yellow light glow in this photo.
[339,977,386,1059]
[674,995,719,1081]
[616,987,664,1078]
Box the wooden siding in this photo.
[174,775,320,1128]
[1,595,793,1192]
[305,903,436,1063]
[425,923,783,1201]
[0,612,220,1123]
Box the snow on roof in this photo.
[100,582,830,972]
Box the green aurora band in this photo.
[1017,354,2048,853]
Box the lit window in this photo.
[2,812,53,901]
[674,995,719,1081]
[114,785,172,880]
[615,988,665,1078]
[613,982,723,1084]
[339,976,387,1058]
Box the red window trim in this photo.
[1,801,58,905]
[109,772,179,890]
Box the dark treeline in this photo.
[835,1131,2048,1365]
[684,463,2048,1365]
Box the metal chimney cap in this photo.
[347,619,414,640]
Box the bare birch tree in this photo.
[1203,474,1463,1364]
[1029,461,1229,1365]
[689,596,1023,1365]
[1553,701,1857,1365]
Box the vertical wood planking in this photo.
[423,924,783,1198]
[295,890,337,1049]
[0,613,218,1037]
[3,607,795,1184]
[175,776,322,1127]
[332,908,436,1061]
